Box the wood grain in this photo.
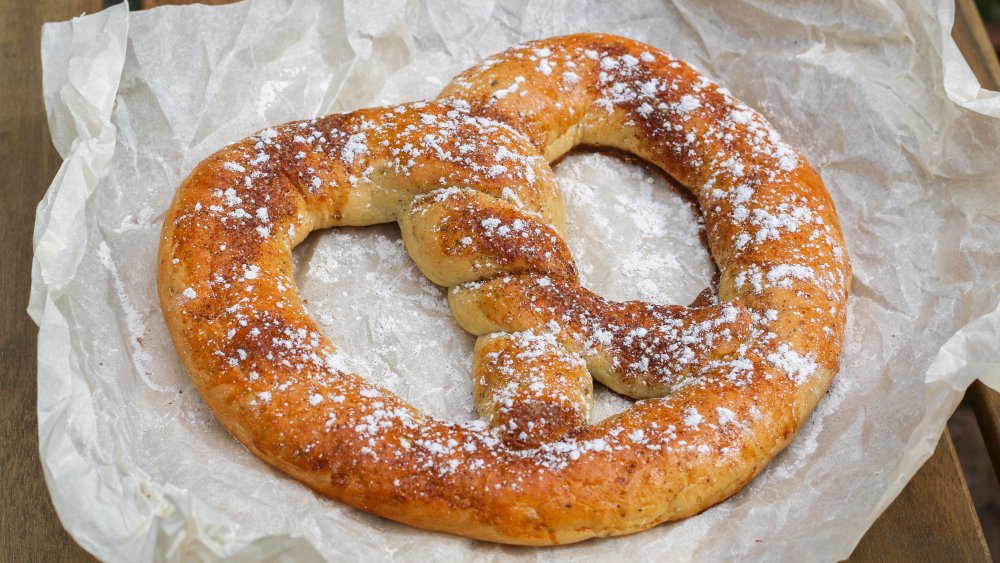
[971,381,1000,486]
[0,0,101,561]
[849,433,991,561]
[955,0,1000,91]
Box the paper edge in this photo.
[29,2,128,322]
[940,0,1000,117]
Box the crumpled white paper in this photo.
[30,0,1000,561]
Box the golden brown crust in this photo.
[157,33,850,545]
[473,331,592,450]
[399,187,577,287]
[449,274,755,398]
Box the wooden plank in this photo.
[849,432,991,562]
[970,381,1000,480]
[954,0,1000,90]
[0,1,102,561]
[988,21,1000,53]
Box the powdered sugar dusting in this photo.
[160,34,849,517]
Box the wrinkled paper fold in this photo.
[31,0,1000,560]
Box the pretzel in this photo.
[158,33,850,545]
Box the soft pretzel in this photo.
[158,34,850,545]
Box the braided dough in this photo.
[158,34,850,545]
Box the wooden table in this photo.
[0,1,994,560]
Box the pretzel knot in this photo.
[158,34,850,545]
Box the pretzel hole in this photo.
[553,148,717,305]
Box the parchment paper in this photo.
[29,0,1000,561]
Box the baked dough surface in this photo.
[158,34,850,545]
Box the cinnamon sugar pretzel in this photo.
[158,34,850,545]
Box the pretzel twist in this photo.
[158,34,850,545]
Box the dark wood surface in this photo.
[972,381,1000,479]
[0,1,995,561]
[955,0,1000,92]
[849,432,990,561]
[1,1,102,562]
